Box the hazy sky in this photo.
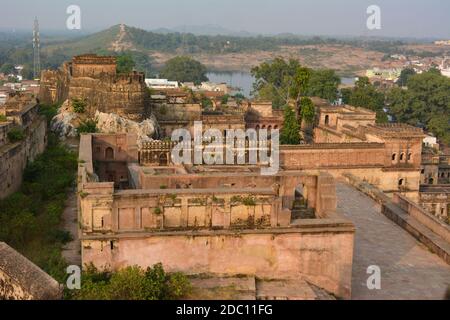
[1,0,449,38]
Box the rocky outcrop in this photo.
[51,100,79,138]
[51,100,159,145]
[95,111,159,146]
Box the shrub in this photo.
[0,114,7,122]
[69,263,191,300]
[72,99,87,113]
[7,128,25,143]
[39,103,60,124]
[77,119,98,135]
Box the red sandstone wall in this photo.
[81,226,354,299]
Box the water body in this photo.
[207,72,356,98]
[206,72,254,97]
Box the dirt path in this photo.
[61,138,81,267]
[61,187,81,267]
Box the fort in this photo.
[39,54,149,121]
[13,53,445,299]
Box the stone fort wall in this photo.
[0,103,47,199]
[39,55,149,121]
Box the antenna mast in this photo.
[33,17,41,80]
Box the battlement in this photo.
[72,54,117,66]
[71,54,117,78]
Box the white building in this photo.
[423,135,438,149]
[145,78,179,90]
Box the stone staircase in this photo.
[291,199,316,220]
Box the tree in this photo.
[251,58,310,109]
[342,77,388,123]
[116,54,135,74]
[0,63,16,75]
[397,68,416,87]
[387,70,450,144]
[280,105,301,145]
[299,97,315,124]
[20,64,34,80]
[160,56,208,85]
[428,116,450,145]
[306,69,341,102]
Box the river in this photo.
[207,71,356,97]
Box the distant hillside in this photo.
[41,24,364,56]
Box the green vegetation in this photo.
[68,263,191,300]
[299,97,315,124]
[397,68,416,87]
[252,58,310,109]
[77,119,98,135]
[39,103,60,123]
[116,53,135,74]
[280,105,301,145]
[0,62,16,75]
[0,133,77,282]
[387,70,450,144]
[160,56,208,85]
[200,94,213,110]
[0,114,7,122]
[341,77,388,123]
[7,127,25,143]
[306,69,341,102]
[251,58,340,108]
[72,98,87,114]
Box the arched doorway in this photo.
[159,153,168,166]
[105,147,114,160]
[292,184,315,220]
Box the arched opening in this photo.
[407,153,412,161]
[324,115,330,126]
[255,125,260,131]
[398,178,404,186]
[428,178,434,184]
[159,153,168,166]
[274,125,279,130]
[392,153,397,161]
[400,153,405,161]
[105,147,114,160]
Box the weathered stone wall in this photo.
[80,188,286,234]
[0,113,46,199]
[81,223,354,299]
[69,74,149,121]
[0,243,62,300]
[39,65,71,105]
[419,186,450,220]
[39,56,150,121]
